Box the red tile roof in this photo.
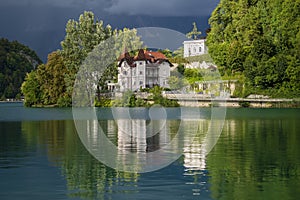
[118,49,172,67]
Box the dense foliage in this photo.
[21,51,67,107]
[148,86,180,107]
[60,11,114,106]
[0,38,42,100]
[102,86,179,108]
[111,91,148,107]
[22,11,143,107]
[207,0,300,97]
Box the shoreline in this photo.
[175,98,300,108]
[1,98,299,108]
[0,100,23,103]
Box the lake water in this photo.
[0,102,299,200]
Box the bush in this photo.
[239,101,250,108]
[149,86,179,107]
[95,98,112,107]
[57,95,72,107]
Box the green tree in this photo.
[77,27,143,106]
[158,49,173,58]
[149,86,179,107]
[97,28,143,92]
[42,51,68,105]
[184,68,202,84]
[112,91,136,107]
[21,51,69,107]
[61,12,143,106]
[21,71,42,106]
[168,76,185,90]
[207,0,300,97]
[186,22,202,40]
[60,11,113,105]
[22,11,143,107]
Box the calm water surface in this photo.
[0,102,299,200]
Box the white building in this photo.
[117,49,173,92]
[183,39,208,58]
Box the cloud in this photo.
[0,0,219,61]
[0,0,113,9]
[0,0,219,17]
[106,0,220,16]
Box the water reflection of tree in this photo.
[21,120,139,199]
[20,114,300,199]
[206,118,300,200]
[21,119,183,199]
[0,122,30,168]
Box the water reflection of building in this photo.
[108,119,211,171]
[117,119,146,152]
[183,120,209,171]
[85,119,211,172]
[116,119,169,152]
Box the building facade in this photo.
[183,39,208,58]
[117,50,172,92]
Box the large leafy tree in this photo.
[40,51,67,105]
[21,70,43,107]
[97,28,143,91]
[60,11,114,105]
[22,11,143,107]
[22,51,67,106]
[207,0,300,97]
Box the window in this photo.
[140,71,143,75]
[123,70,127,75]
[199,46,202,52]
[139,62,143,65]
[139,81,143,85]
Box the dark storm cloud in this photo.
[0,0,219,61]
[106,0,219,16]
[0,0,219,16]
[0,0,113,8]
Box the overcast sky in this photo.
[0,0,220,61]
